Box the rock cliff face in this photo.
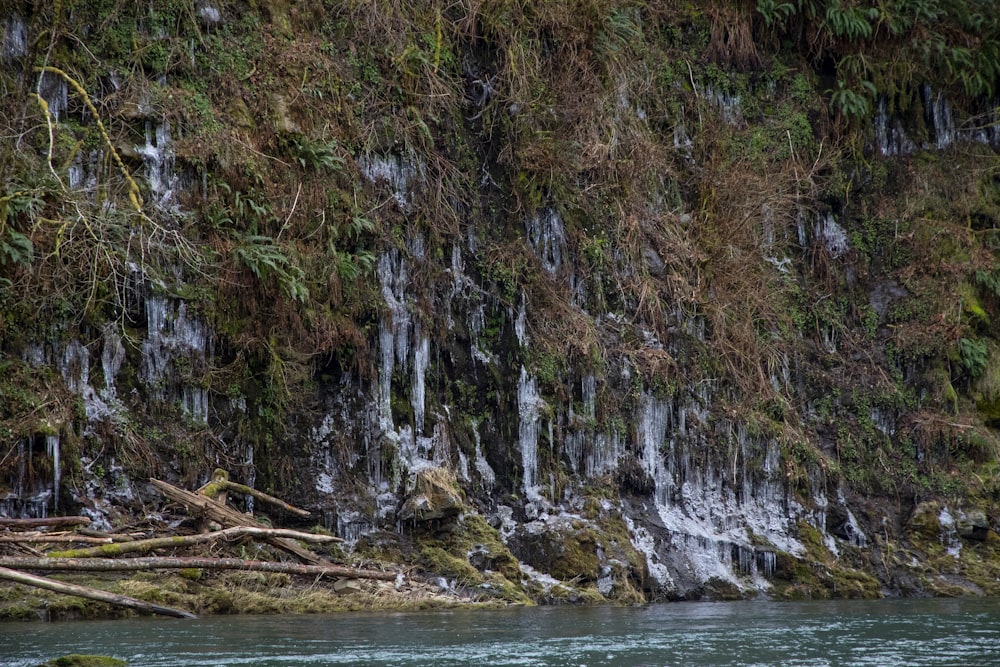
[2,1,1000,602]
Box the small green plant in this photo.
[290,137,345,173]
[829,79,876,121]
[233,235,309,302]
[824,2,878,40]
[975,268,1000,300]
[959,337,988,380]
[0,231,33,270]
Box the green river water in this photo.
[2,597,999,666]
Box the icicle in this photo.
[582,374,596,421]
[101,324,125,394]
[139,295,213,419]
[471,421,493,489]
[411,329,429,435]
[939,507,961,558]
[38,69,68,122]
[358,154,426,210]
[757,550,776,578]
[921,85,955,149]
[1,15,28,61]
[815,212,849,258]
[60,340,89,395]
[244,441,255,514]
[637,391,669,506]
[525,208,566,275]
[514,292,528,347]
[518,366,544,499]
[705,84,741,124]
[46,433,60,512]
[134,120,177,210]
[874,97,916,156]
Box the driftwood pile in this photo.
[0,470,404,619]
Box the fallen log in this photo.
[198,469,310,517]
[0,556,406,582]
[150,478,324,564]
[0,535,112,545]
[0,565,196,619]
[77,528,141,542]
[0,517,91,529]
[47,526,340,559]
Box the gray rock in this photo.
[957,509,989,541]
[333,578,362,595]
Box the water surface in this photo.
[3,597,1000,666]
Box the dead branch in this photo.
[151,479,325,564]
[0,565,196,619]
[47,526,341,559]
[0,517,92,529]
[198,468,310,517]
[0,556,407,582]
[77,528,142,542]
[0,534,112,545]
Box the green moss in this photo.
[769,522,882,600]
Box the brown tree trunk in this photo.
[0,517,91,529]
[150,478,325,564]
[0,556,407,582]
[47,526,340,559]
[0,534,112,545]
[0,566,197,619]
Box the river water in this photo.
[2,598,999,666]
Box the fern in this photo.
[0,231,34,268]
[291,137,345,173]
[596,7,642,60]
[975,269,1000,299]
[959,337,988,380]
[233,235,309,302]
[756,0,795,26]
[824,2,876,40]
[829,79,876,120]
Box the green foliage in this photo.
[0,189,41,284]
[233,235,309,303]
[758,0,1000,126]
[289,137,346,173]
[959,337,988,380]
[595,7,643,62]
[975,268,1000,300]
[327,209,376,281]
[829,79,876,120]
[824,2,877,40]
[756,1,797,26]
[0,231,33,270]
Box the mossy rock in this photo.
[36,656,126,667]
[907,501,943,541]
[516,524,601,582]
[400,467,466,522]
[700,577,744,601]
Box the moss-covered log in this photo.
[150,478,324,564]
[0,566,196,619]
[46,526,340,559]
[0,534,111,545]
[0,517,91,529]
[0,556,405,582]
[197,468,310,517]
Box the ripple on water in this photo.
[3,599,1000,667]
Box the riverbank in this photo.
[0,569,502,622]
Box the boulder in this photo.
[35,656,126,667]
[956,509,989,541]
[399,467,464,522]
[333,578,362,595]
